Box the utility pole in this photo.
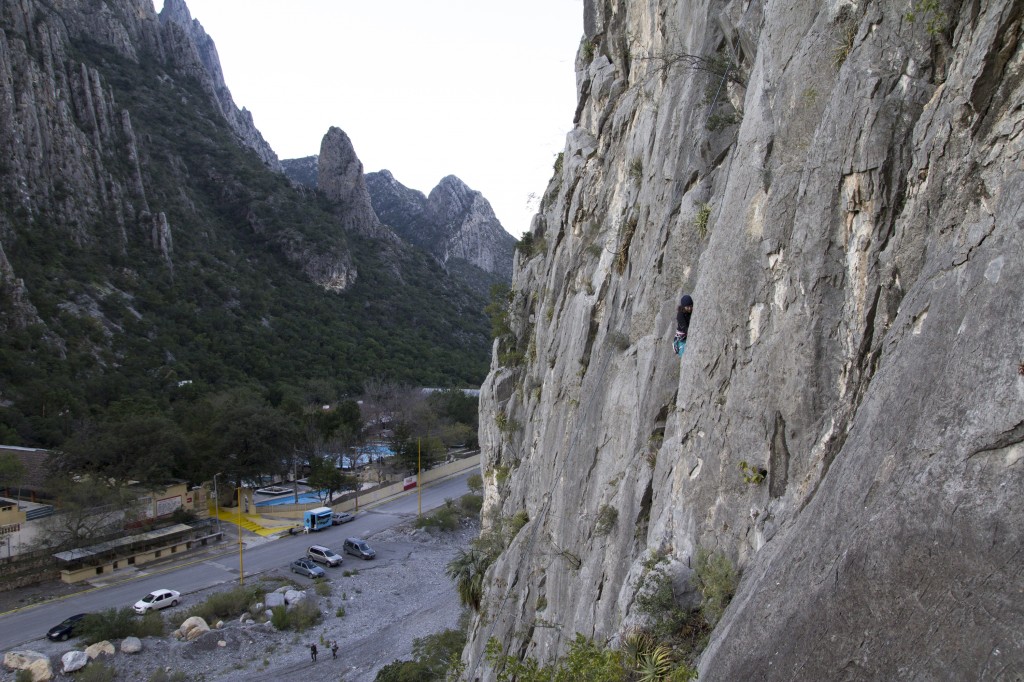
[237,487,244,585]
[417,438,422,517]
[212,472,222,536]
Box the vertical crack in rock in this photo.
[768,411,790,499]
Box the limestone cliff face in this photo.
[363,170,517,282]
[317,127,395,244]
[425,176,516,282]
[0,0,276,252]
[157,0,280,170]
[470,0,1023,679]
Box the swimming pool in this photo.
[342,444,394,468]
[255,491,328,507]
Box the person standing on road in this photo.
[331,641,339,659]
[310,643,318,662]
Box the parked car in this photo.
[47,613,87,641]
[133,589,180,614]
[307,544,343,567]
[332,511,354,525]
[290,557,326,578]
[343,537,376,560]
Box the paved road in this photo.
[0,470,473,651]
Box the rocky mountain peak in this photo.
[316,128,395,243]
[363,171,516,282]
[157,0,279,170]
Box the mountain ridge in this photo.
[0,0,495,447]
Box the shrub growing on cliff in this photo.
[595,504,619,535]
[693,203,712,239]
[375,628,466,681]
[694,549,739,626]
[446,548,491,612]
[485,634,627,682]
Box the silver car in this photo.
[290,557,326,578]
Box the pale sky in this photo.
[158,0,583,238]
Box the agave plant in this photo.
[445,548,491,612]
[634,644,673,682]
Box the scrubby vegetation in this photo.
[269,599,321,632]
[375,628,467,681]
[177,584,264,626]
[78,608,165,644]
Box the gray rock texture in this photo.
[365,170,516,294]
[469,0,1023,680]
[317,127,395,245]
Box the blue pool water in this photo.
[342,444,394,468]
[255,491,327,507]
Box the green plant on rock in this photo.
[705,110,740,131]
[906,0,948,36]
[509,509,529,536]
[582,39,596,62]
[832,22,857,69]
[595,504,619,536]
[739,460,767,485]
[446,548,492,611]
[694,203,712,239]
[629,157,644,179]
[694,549,739,626]
[485,634,627,682]
[553,151,564,175]
[516,232,536,256]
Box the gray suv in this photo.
[307,544,343,567]
[343,537,376,560]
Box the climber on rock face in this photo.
[674,293,693,357]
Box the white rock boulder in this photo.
[120,637,143,654]
[61,651,89,673]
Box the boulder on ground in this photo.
[61,650,89,673]
[84,641,115,659]
[120,637,143,654]
[4,650,53,681]
[264,592,285,608]
[284,589,305,605]
[175,616,211,641]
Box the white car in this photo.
[133,589,181,614]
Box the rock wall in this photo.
[469,0,1023,679]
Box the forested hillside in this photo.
[0,1,491,452]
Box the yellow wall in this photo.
[0,499,26,526]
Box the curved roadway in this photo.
[0,470,473,651]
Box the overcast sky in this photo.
[159,0,583,238]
